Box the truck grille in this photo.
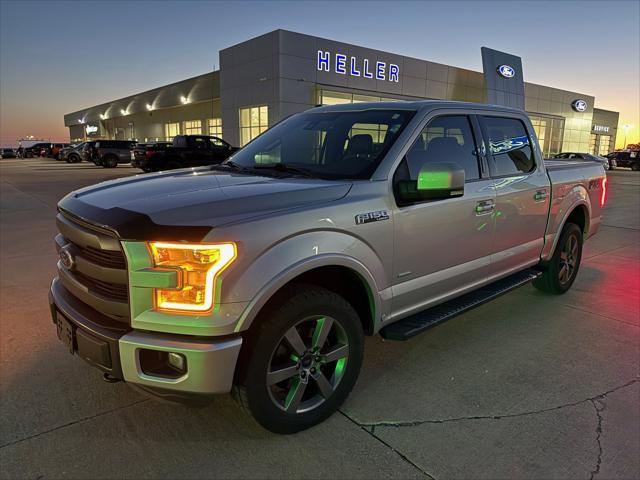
[73,271,128,302]
[76,245,126,269]
[55,211,129,323]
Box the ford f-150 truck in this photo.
[50,101,607,434]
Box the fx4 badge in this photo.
[355,210,390,225]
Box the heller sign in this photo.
[317,50,399,82]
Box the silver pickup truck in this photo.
[50,101,607,433]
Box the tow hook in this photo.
[102,373,121,383]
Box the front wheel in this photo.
[234,286,364,434]
[533,222,583,294]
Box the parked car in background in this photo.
[87,140,137,168]
[1,148,16,158]
[552,152,610,170]
[24,142,53,158]
[605,150,640,171]
[50,143,70,160]
[137,135,238,172]
[131,141,172,171]
[61,142,86,163]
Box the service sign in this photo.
[317,50,399,82]
[592,125,610,133]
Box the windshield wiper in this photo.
[251,163,320,178]
[212,160,247,172]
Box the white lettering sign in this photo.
[317,50,399,82]
[85,125,98,134]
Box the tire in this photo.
[533,222,583,294]
[103,155,118,168]
[233,285,364,434]
[631,163,640,172]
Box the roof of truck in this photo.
[313,100,525,114]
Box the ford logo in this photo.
[497,65,515,78]
[59,249,74,270]
[572,99,588,112]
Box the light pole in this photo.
[623,124,633,149]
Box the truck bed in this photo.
[544,158,606,242]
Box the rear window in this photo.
[482,117,535,176]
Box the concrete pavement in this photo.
[1,157,638,479]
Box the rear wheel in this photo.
[234,285,364,434]
[533,222,583,294]
[103,155,118,168]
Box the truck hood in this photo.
[59,168,352,241]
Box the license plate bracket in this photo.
[56,312,76,355]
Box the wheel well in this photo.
[259,266,375,335]
[565,205,587,235]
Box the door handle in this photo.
[475,199,495,215]
[534,190,549,202]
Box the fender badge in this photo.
[355,210,390,225]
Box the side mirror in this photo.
[396,162,465,203]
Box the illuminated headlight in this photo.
[148,242,237,313]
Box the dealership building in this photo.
[64,29,619,156]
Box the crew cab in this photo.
[136,135,237,171]
[49,101,606,434]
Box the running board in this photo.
[380,268,542,341]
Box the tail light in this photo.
[600,177,607,207]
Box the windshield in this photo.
[226,108,416,180]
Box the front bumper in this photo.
[49,278,242,397]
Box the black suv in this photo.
[24,142,52,158]
[605,150,640,171]
[84,140,137,168]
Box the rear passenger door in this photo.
[479,115,550,279]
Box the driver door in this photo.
[391,114,496,319]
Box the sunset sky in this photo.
[1,0,638,148]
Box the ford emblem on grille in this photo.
[59,249,75,270]
[497,65,515,78]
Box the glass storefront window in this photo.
[208,118,222,138]
[529,114,564,157]
[239,106,268,146]
[164,122,180,141]
[318,90,404,106]
[183,120,202,135]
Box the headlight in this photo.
[148,242,237,313]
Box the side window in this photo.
[405,115,480,181]
[193,137,207,150]
[482,116,535,176]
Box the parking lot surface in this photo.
[1,157,638,479]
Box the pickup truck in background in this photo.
[130,141,172,171]
[135,135,238,172]
[49,101,606,434]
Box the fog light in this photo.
[168,352,186,372]
[139,349,187,378]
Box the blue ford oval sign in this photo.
[497,65,515,78]
[572,99,588,112]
